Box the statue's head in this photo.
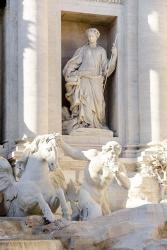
[86,28,100,43]
[102,141,122,159]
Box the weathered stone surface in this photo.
[81,0,123,4]
[63,27,117,133]
[0,204,167,249]
[0,240,64,250]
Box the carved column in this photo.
[4,0,19,148]
[124,0,139,156]
[18,0,48,138]
[138,0,167,144]
[48,2,62,133]
[0,11,3,142]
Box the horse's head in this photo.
[41,142,57,172]
[28,134,59,172]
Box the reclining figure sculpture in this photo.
[58,136,130,220]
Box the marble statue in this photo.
[58,136,130,220]
[137,142,167,202]
[63,28,117,133]
[127,141,167,208]
[0,134,69,224]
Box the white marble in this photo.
[58,138,130,220]
[0,134,69,223]
[63,28,117,133]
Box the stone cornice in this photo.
[82,0,123,4]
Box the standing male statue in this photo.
[63,28,117,132]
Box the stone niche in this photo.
[61,11,118,135]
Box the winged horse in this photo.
[0,134,69,223]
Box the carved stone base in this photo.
[0,204,167,249]
[0,240,63,250]
[64,127,115,150]
[70,127,113,137]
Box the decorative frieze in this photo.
[82,0,123,4]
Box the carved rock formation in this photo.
[0,204,167,250]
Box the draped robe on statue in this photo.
[63,44,116,129]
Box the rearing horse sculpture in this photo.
[0,134,69,223]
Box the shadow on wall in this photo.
[3,0,37,147]
[18,1,49,140]
[0,1,6,9]
[18,0,36,139]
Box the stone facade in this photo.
[0,0,167,159]
[1,4,167,248]
[82,0,123,4]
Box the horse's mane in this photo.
[16,134,59,178]
[19,134,54,162]
[27,135,50,154]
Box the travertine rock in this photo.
[0,241,64,250]
[0,204,167,249]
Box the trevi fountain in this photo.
[0,0,167,249]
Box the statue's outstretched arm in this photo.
[60,140,88,161]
